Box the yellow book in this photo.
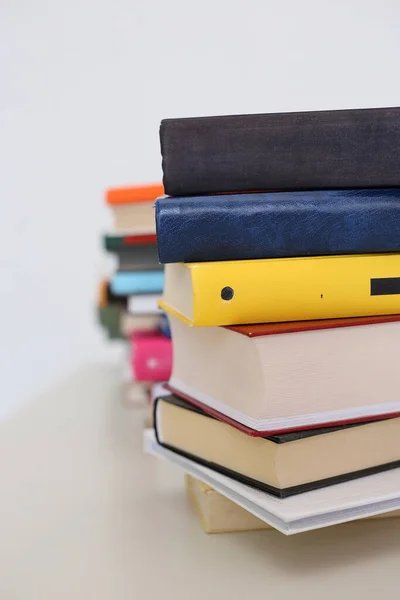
[160,254,400,326]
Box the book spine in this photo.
[111,271,165,295]
[106,184,164,205]
[180,253,400,326]
[155,189,400,263]
[160,107,400,195]
[132,337,172,382]
[104,234,157,252]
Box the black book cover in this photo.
[154,395,399,499]
[160,107,400,196]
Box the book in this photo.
[158,313,171,338]
[131,331,172,382]
[144,429,400,535]
[159,107,400,196]
[96,279,126,339]
[110,202,157,234]
[97,305,124,340]
[104,234,160,271]
[106,184,163,233]
[185,475,272,533]
[160,254,400,326]
[142,384,170,428]
[154,394,400,498]
[127,294,161,315]
[120,312,161,336]
[185,475,400,534]
[167,314,400,433]
[98,279,110,307]
[111,270,164,296]
[106,184,164,204]
[97,279,127,308]
[155,189,400,263]
[104,233,157,250]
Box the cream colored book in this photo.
[185,475,271,533]
[120,311,161,336]
[111,202,156,233]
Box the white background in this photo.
[1,0,399,418]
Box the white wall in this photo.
[1,0,399,418]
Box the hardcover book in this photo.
[160,254,400,326]
[158,313,171,338]
[97,305,124,340]
[111,202,156,234]
[128,294,161,315]
[155,189,400,263]
[167,314,400,433]
[154,394,400,498]
[106,184,164,205]
[160,107,400,195]
[97,279,127,309]
[105,184,163,234]
[96,279,126,339]
[104,233,157,250]
[111,270,164,296]
[120,312,161,336]
[185,475,272,533]
[131,331,172,382]
[145,430,400,535]
[104,234,160,271]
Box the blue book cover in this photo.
[155,188,400,263]
[111,271,164,296]
[158,313,171,338]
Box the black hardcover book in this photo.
[154,394,400,498]
[160,107,400,196]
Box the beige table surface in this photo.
[1,363,399,599]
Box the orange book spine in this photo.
[106,183,164,205]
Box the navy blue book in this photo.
[158,313,171,338]
[155,188,400,263]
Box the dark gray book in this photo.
[117,248,161,271]
[103,234,160,271]
[160,106,400,196]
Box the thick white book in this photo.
[144,429,400,535]
[168,315,400,433]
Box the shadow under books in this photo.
[229,517,400,573]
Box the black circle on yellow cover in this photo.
[221,286,234,301]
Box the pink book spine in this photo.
[131,333,172,382]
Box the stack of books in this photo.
[146,106,400,535]
[98,183,172,410]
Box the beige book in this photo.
[120,312,161,336]
[185,475,272,533]
[111,202,156,233]
[157,396,400,495]
[185,475,400,534]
